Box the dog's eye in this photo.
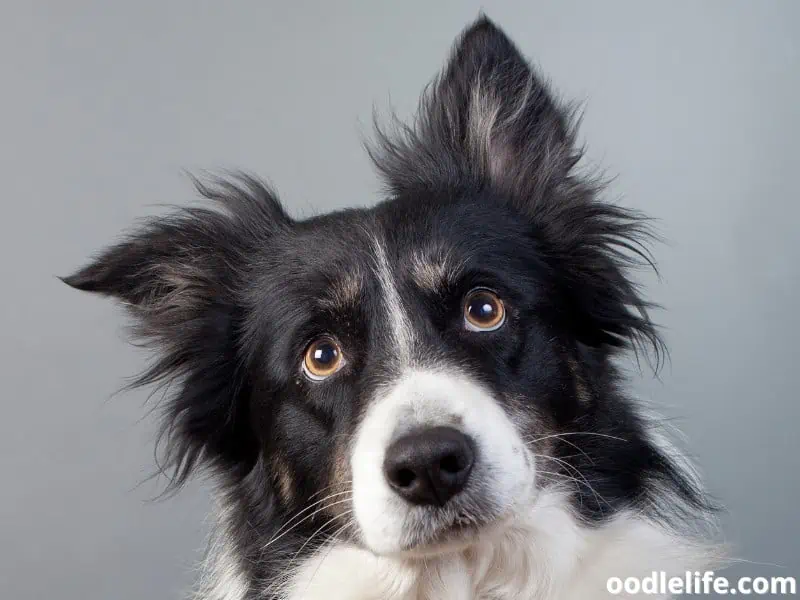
[464,289,505,332]
[303,337,345,381]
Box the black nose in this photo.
[383,426,475,507]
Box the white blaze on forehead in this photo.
[369,233,415,365]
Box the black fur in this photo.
[65,16,710,598]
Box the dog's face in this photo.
[262,196,558,556]
[65,18,672,561]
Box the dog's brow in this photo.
[410,249,464,292]
[319,270,364,310]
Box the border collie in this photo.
[64,16,720,600]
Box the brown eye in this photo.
[464,289,506,332]
[303,337,344,381]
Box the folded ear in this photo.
[370,16,577,203]
[63,174,291,489]
[64,174,289,305]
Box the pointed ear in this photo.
[370,16,577,201]
[63,174,291,489]
[372,18,663,366]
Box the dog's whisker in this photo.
[527,432,630,444]
[535,468,612,512]
[532,453,595,489]
[263,496,353,551]
[289,511,354,568]
[267,491,352,541]
[307,482,354,502]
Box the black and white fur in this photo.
[65,17,721,600]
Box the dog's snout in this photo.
[383,426,475,507]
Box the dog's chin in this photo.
[370,504,520,561]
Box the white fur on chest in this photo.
[281,491,716,600]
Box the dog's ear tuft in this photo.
[63,173,291,491]
[369,15,577,204]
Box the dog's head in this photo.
[65,18,684,559]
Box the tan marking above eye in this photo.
[303,337,345,380]
[464,289,506,331]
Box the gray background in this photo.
[2,1,798,598]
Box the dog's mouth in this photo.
[395,455,535,558]
[397,523,481,558]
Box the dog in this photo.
[64,16,720,600]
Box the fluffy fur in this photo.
[64,16,721,600]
